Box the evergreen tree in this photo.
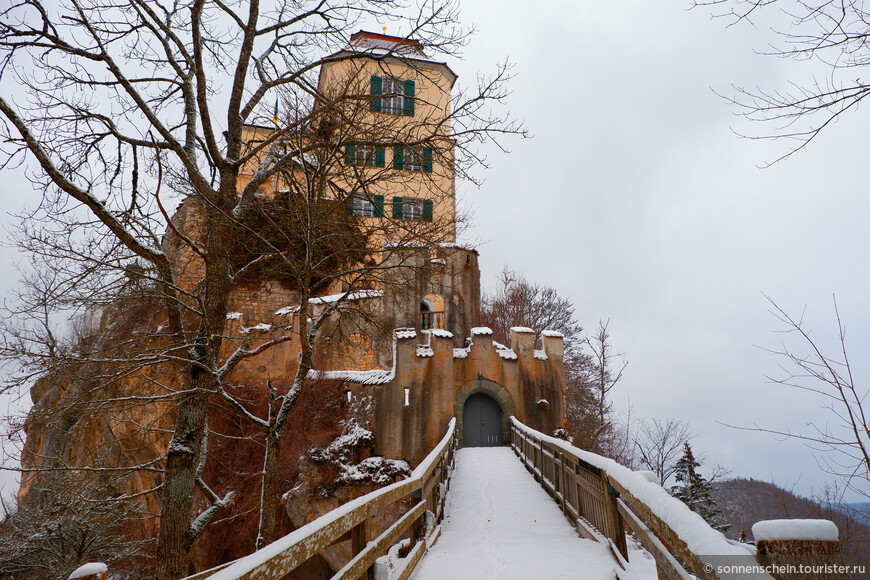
[671,442,730,532]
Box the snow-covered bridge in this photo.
[408,446,651,579]
[182,419,784,580]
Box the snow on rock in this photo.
[542,330,564,338]
[510,326,534,333]
[533,349,548,360]
[339,456,411,486]
[510,417,748,558]
[69,563,108,579]
[752,519,839,542]
[424,328,453,339]
[309,421,375,465]
[416,345,434,358]
[240,323,272,334]
[470,326,493,336]
[308,420,411,489]
[226,311,243,320]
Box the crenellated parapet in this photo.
[337,326,566,467]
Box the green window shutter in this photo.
[422,147,433,173]
[344,144,356,165]
[423,199,433,222]
[392,196,404,219]
[374,146,385,167]
[347,196,355,216]
[403,80,415,116]
[373,195,385,217]
[370,75,382,113]
[393,145,404,170]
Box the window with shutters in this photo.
[349,195,384,217]
[370,75,415,116]
[391,196,433,222]
[344,144,385,167]
[392,145,432,172]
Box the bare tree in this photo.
[583,319,628,432]
[749,295,870,502]
[480,268,601,445]
[635,417,697,487]
[692,0,870,163]
[0,2,522,577]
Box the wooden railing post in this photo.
[603,472,628,561]
[351,518,371,580]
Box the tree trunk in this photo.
[257,429,282,548]
[155,381,210,579]
[155,195,234,579]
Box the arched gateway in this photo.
[454,379,516,447]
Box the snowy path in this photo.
[411,447,655,580]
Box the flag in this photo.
[273,97,279,125]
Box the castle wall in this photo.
[368,327,567,467]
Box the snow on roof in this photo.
[69,563,108,579]
[453,348,469,359]
[416,345,434,358]
[309,369,393,385]
[533,350,548,360]
[497,349,517,360]
[510,326,534,333]
[226,312,243,320]
[542,330,564,338]
[471,327,493,336]
[274,290,384,316]
[348,30,427,57]
[424,328,454,339]
[309,289,383,305]
[510,417,750,558]
[752,519,839,542]
[395,329,417,340]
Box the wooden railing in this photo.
[510,417,770,580]
[185,418,457,580]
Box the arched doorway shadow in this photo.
[454,379,516,447]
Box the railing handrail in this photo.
[187,418,456,580]
[509,417,770,580]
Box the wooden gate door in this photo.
[462,392,503,447]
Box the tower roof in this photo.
[347,30,427,57]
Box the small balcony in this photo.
[421,310,444,330]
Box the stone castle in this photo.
[18,29,567,573]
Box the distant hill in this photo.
[711,478,870,561]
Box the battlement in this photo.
[337,326,567,466]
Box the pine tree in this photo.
[671,442,730,532]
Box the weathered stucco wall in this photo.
[368,326,567,467]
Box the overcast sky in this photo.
[450,0,870,500]
[3,0,869,502]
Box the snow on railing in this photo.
[509,417,772,580]
[183,419,457,580]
